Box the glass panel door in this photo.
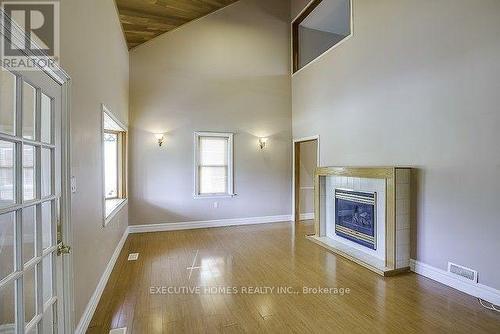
[0,65,62,334]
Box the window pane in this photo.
[23,82,36,140]
[26,324,38,334]
[0,70,16,135]
[0,280,16,332]
[104,133,118,198]
[42,253,54,304]
[0,212,15,281]
[0,140,15,208]
[199,166,227,194]
[42,303,55,334]
[42,201,52,250]
[41,148,52,197]
[199,137,228,165]
[22,206,36,265]
[24,266,36,324]
[23,145,36,201]
[41,93,52,143]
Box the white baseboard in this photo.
[128,214,293,234]
[299,212,314,220]
[410,259,500,306]
[75,228,129,334]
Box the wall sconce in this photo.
[155,133,165,147]
[259,137,268,149]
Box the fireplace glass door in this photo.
[335,189,376,250]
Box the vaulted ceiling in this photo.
[115,0,239,49]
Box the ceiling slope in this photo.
[115,0,239,49]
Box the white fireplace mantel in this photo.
[308,167,412,276]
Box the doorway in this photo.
[293,136,319,224]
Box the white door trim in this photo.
[0,9,74,334]
[60,77,73,334]
[292,135,320,222]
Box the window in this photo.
[102,105,127,224]
[104,132,119,198]
[194,132,234,198]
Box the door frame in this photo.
[292,135,320,222]
[0,10,74,333]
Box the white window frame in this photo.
[101,104,128,226]
[194,132,234,199]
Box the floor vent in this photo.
[128,253,139,261]
[448,262,478,283]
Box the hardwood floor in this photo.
[88,221,500,333]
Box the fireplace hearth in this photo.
[335,189,376,250]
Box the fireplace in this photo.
[335,189,377,250]
[309,167,412,275]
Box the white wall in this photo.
[292,0,500,289]
[60,0,129,323]
[128,0,291,225]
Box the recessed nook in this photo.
[292,0,352,73]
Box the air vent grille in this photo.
[448,262,478,283]
[128,253,139,261]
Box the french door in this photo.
[0,65,64,333]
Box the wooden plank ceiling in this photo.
[115,0,239,49]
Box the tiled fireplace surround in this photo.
[309,167,411,276]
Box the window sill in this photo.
[193,193,236,200]
[104,198,128,226]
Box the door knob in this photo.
[57,243,71,256]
